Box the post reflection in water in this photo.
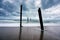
[20,27,44,40]
[19,27,22,40]
[39,31,44,40]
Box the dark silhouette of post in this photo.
[19,5,22,40]
[38,8,44,30]
[20,5,22,30]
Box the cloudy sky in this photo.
[0,0,20,23]
[0,0,60,23]
[20,0,60,19]
[42,0,60,21]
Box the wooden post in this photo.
[19,5,22,40]
[38,8,44,30]
[20,5,22,29]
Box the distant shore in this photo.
[0,23,60,27]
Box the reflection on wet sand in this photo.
[19,26,22,40]
[21,27,44,40]
[39,31,44,40]
[0,27,19,40]
[21,26,60,40]
[0,26,60,40]
[20,27,44,40]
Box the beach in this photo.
[0,23,60,40]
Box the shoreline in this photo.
[0,23,60,27]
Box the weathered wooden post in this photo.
[19,5,22,40]
[20,5,22,30]
[38,8,44,30]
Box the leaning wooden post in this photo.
[38,8,44,30]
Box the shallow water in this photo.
[21,27,60,40]
[0,26,60,40]
[0,27,19,40]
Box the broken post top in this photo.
[21,5,22,8]
[20,5,22,11]
[38,8,41,14]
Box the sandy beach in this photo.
[0,23,60,40]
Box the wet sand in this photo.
[0,26,60,40]
[0,27,19,40]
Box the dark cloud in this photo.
[0,0,20,16]
[42,0,60,9]
[0,0,20,22]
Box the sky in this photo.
[0,0,20,23]
[42,0,60,21]
[21,0,60,23]
[0,0,60,23]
